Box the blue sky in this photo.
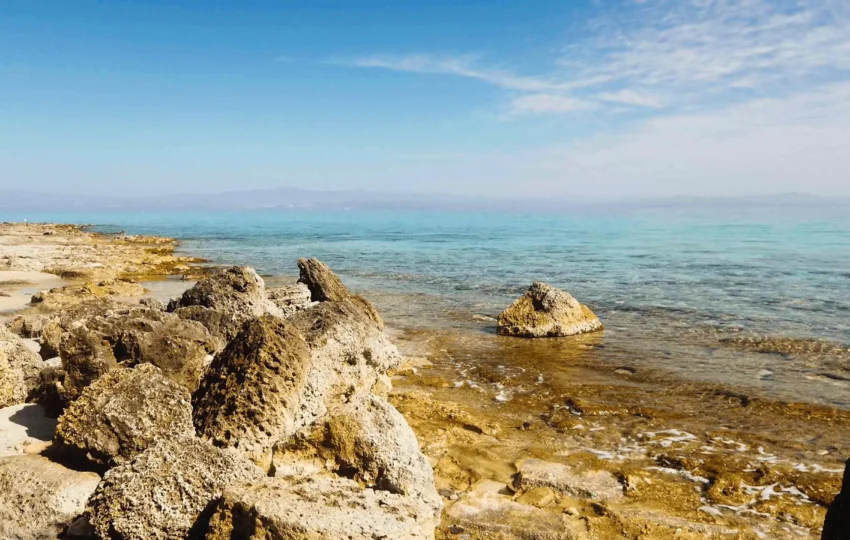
[1,0,849,198]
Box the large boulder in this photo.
[0,325,43,407]
[86,436,264,540]
[497,282,602,338]
[59,327,119,401]
[823,458,850,539]
[0,454,100,539]
[204,475,438,540]
[192,315,312,468]
[298,257,383,327]
[54,364,194,467]
[168,266,283,340]
[266,282,314,317]
[274,394,441,517]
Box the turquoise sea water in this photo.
[6,204,850,406]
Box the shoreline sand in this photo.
[0,221,846,538]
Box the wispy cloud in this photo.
[346,0,850,116]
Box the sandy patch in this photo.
[0,271,67,314]
[0,403,57,457]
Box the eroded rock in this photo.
[513,458,623,502]
[0,454,100,540]
[204,475,438,540]
[497,282,602,338]
[266,282,314,317]
[54,364,194,467]
[86,436,264,540]
[0,325,44,407]
[59,327,119,401]
[297,257,383,327]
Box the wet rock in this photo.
[54,364,194,467]
[266,282,314,316]
[86,436,264,540]
[59,327,119,401]
[273,394,442,517]
[204,475,438,540]
[497,282,602,338]
[0,325,44,407]
[167,266,283,340]
[822,458,850,540]
[297,257,384,327]
[0,454,100,539]
[513,458,623,502]
[192,315,312,468]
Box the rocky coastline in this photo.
[0,222,847,539]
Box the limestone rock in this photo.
[0,454,100,540]
[59,327,119,401]
[30,279,145,311]
[167,266,283,340]
[138,297,164,310]
[29,366,68,418]
[204,475,438,540]
[274,394,441,517]
[54,364,194,467]
[192,315,312,468]
[822,458,850,540]
[0,325,44,407]
[297,257,383,327]
[497,282,602,338]
[513,458,623,502]
[266,282,314,316]
[86,436,264,540]
[172,305,241,344]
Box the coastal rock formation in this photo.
[54,364,194,467]
[0,454,100,539]
[168,266,283,340]
[86,436,264,540]
[266,282,314,316]
[59,327,119,401]
[822,458,850,539]
[0,325,43,407]
[273,394,442,517]
[30,279,146,311]
[204,475,438,540]
[497,282,602,338]
[513,458,623,502]
[29,366,68,418]
[298,257,384,327]
[192,315,312,467]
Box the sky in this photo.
[1,0,849,199]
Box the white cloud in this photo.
[509,94,597,114]
[597,89,663,107]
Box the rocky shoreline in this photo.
[0,222,847,539]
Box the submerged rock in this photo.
[273,394,441,517]
[168,266,283,340]
[54,364,194,467]
[822,458,850,540]
[513,458,623,502]
[0,325,44,407]
[192,315,312,468]
[86,436,264,540]
[0,454,100,539]
[497,282,602,338]
[204,475,438,540]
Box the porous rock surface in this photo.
[192,315,312,467]
[274,394,442,517]
[298,257,384,327]
[513,458,623,502]
[0,325,44,407]
[86,436,265,540]
[497,282,602,338]
[0,454,100,540]
[266,281,314,316]
[168,266,283,340]
[59,327,119,401]
[204,474,438,540]
[54,364,194,467]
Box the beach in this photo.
[0,221,847,539]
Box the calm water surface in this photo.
[7,205,849,407]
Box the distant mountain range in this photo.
[0,188,847,213]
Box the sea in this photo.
[6,202,850,408]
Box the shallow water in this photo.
[7,203,849,407]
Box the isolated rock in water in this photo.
[86,436,264,540]
[298,257,384,327]
[0,325,44,407]
[54,364,194,467]
[193,315,312,468]
[286,298,401,431]
[497,282,602,338]
[59,327,119,401]
[274,394,441,517]
[168,266,283,340]
[0,454,100,539]
[513,458,623,502]
[204,475,438,540]
[822,458,850,540]
[266,282,314,317]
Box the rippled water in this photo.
[10,203,850,406]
